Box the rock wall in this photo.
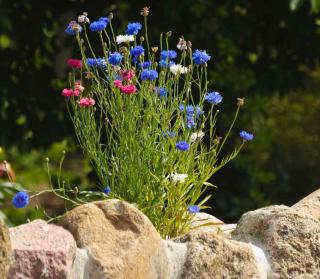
[3,188,320,278]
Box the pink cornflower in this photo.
[120,70,135,81]
[79,97,95,107]
[75,81,85,93]
[61,88,74,97]
[114,79,123,88]
[120,84,137,95]
[73,89,80,97]
[67,59,83,69]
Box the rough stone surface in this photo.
[8,219,77,279]
[232,205,320,279]
[0,217,11,279]
[164,240,188,279]
[190,212,236,238]
[176,230,261,279]
[60,199,168,279]
[292,188,320,221]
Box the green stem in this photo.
[217,105,240,156]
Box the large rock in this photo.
[8,219,77,279]
[232,205,320,279]
[190,212,237,238]
[59,199,168,279]
[176,230,263,279]
[292,188,320,221]
[0,217,11,279]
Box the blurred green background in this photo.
[1,0,320,225]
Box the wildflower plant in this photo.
[47,7,253,237]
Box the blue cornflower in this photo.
[163,131,176,138]
[160,50,177,60]
[187,205,200,213]
[159,60,175,68]
[155,87,167,98]
[141,69,158,81]
[205,92,223,104]
[240,131,254,141]
[12,191,29,208]
[87,58,106,69]
[192,49,211,65]
[176,141,190,151]
[195,106,204,118]
[103,186,111,195]
[186,105,195,116]
[140,61,152,69]
[89,20,107,32]
[186,116,195,129]
[99,17,110,24]
[178,104,185,112]
[65,21,82,35]
[130,46,145,58]
[125,22,143,35]
[108,52,123,66]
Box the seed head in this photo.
[140,6,150,17]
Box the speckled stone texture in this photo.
[0,217,11,279]
[232,205,320,279]
[176,230,261,279]
[60,199,169,279]
[292,188,320,221]
[8,219,77,279]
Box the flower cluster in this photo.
[141,69,158,81]
[240,131,254,141]
[108,52,123,66]
[61,81,85,98]
[125,22,142,35]
[176,141,190,151]
[116,35,134,44]
[114,70,137,95]
[67,59,83,69]
[79,97,95,107]
[65,21,82,35]
[205,92,223,104]
[55,9,255,238]
[155,87,167,98]
[87,58,106,69]
[192,50,211,65]
[12,191,29,208]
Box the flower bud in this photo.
[119,46,128,53]
[237,97,245,107]
[151,47,158,53]
[214,136,222,145]
[85,71,94,79]
[140,36,145,42]
[177,37,187,51]
[108,12,113,20]
[166,31,172,37]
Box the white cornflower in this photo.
[190,133,198,142]
[78,13,90,23]
[190,131,205,142]
[116,35,135,44]
[169,173,188,184]
[170,64,188,75]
